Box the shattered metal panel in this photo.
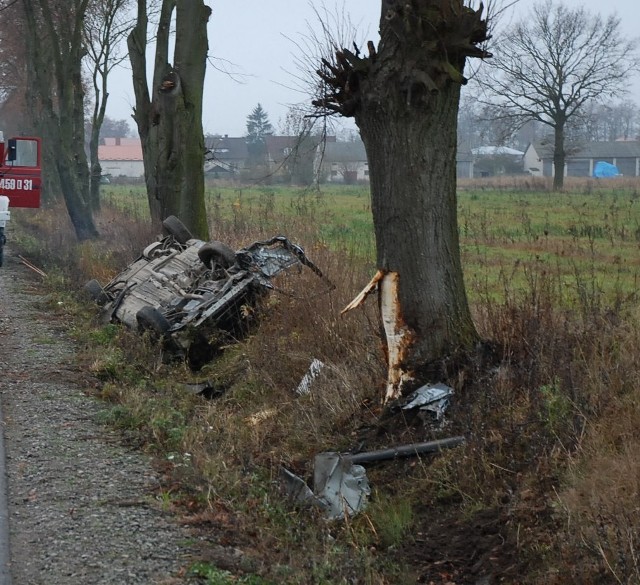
[402,382,453,420]
[313,452,371,519]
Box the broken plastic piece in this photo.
[295,359,325,395]
[279,468,317,504]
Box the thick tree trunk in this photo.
[128,0,209,240]
[356,83,477,397]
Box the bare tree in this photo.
[127,0,210,239]
[22,0,98,240]
[84,0,134,211]
[572,99,640,143]
[314,0,490,402]
[480,0,639,190]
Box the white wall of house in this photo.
[523,145,543,176]
[100,161,145,178]
[327,161,369,182]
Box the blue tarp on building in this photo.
[593,161,621,178]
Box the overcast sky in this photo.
[105,0,640,137]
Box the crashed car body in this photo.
[85,216,326,363]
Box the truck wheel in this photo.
[198,242,236,269]
[162,216,193,244]
[136,306,171,335]
[83,279,109,306]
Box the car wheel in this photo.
[83,279,110,306]
[162,215,193,244]
[136,306,171,335]
[198,241,236,269]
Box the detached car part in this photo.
[84,216,329,366]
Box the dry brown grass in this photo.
[9,193,640,584]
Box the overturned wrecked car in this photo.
[84,216,328,368]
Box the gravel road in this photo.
[0,248,204,584]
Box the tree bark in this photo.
[128,0,209,240]
[315,0,488,400]
[553,119,566,191]
[356,83,477,376]
[22,0,98,240]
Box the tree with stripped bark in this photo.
[315,0,490,402]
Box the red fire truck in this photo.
[0,131,42,266]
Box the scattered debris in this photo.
[182,381,226,399]
[244,408,278,426]
[313,452,371,519]
[295,358,325,395]
[402,382,453,421]
[18,255,47,278]
[281,436,465,519]
[83,216,330,368]
[280,468,317,503]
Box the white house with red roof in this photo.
[98,137,144,178]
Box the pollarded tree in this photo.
[314,0,490,402]
[128,0,210,239]
[480,0,639,190]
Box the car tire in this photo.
[83,279,110,306]
[198,241,236,269]
[136,306,171,335]
[162,215,193,244]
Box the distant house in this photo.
[471,145,524,177]
[524,140,640,177]
[456,149,474,179]
[316,140,369,183]
[265,134,333,183]
[316,140,475,182]
[204,135,335,181]
[98,137,144,178]
[204,136,249,175]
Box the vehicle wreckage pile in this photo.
[84,216,466,519]
[84,216,329,368]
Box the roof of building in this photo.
[98,139,143,161]
[472,146,524,156]
[265,134,330,163]
[530,140,640,160]
[205,136,249,161]
[321,140,368,163]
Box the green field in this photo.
[101,181,640,308]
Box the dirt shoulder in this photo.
[0,249,203,585]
